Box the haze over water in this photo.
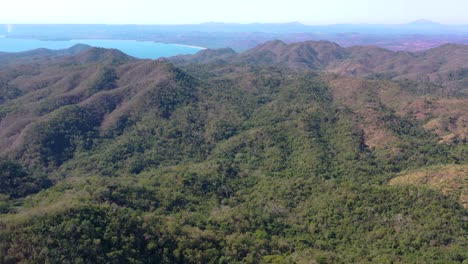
[0,37,204,59]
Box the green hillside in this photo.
[0,42,467,263]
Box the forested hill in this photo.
[0,42,467,263]
[171,40,468,95]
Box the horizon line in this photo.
[2,19,468,26]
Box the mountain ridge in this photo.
[171,40,468,95]
[0,41,466,263]
[3,22,468,52]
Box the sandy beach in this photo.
[172,43,206,49]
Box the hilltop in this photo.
[0,42,466,263]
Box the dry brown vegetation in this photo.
[390,165,468,208]
[0,42,466,263]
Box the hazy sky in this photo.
[1,0,467,25]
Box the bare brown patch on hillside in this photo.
[389,165,468,208]
[327,74,468,145]
[399,98,468,143]
[327,77,398,148]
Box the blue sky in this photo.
[1,0,467,25]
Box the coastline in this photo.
[0,37,206,50]
[69,38,206,50]
[172,43,206,50]
[0,38,204,59]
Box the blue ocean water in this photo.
[0,37,204,59]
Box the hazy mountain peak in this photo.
[73,47,133,64]
[407,19,442,26]
[255,39,288,49]
[284,21,304,26]
[67,44,92,53]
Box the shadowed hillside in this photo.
[0,43,466,263]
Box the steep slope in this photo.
[236,40,347,69]
[0,47,196,170]
[0,47,134,155]
[0,43,467,263]
[0,44,92,66]
[170,47,237,65]
[390,164,468,208]
[172,40,468,95]
[326,75,468,146]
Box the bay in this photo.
[0,37,204,59]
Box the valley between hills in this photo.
[0,40,467,263]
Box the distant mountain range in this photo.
[1,21,468,51]
[5,20,466,34]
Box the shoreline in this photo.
[172,43,206,50]
[0,37,206,49]
[69,38,206,49]
[0,37,204,59]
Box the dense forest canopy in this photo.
[0,41,466,263]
